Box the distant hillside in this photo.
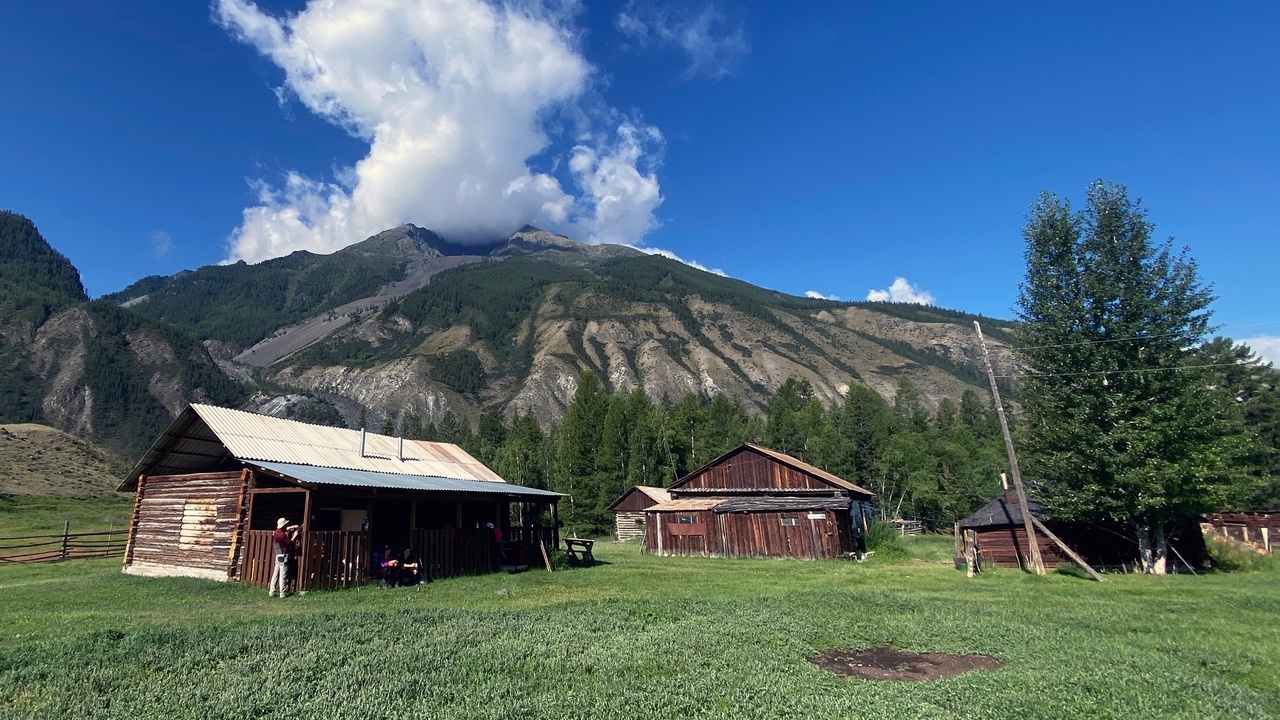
[0,217,245,459]
[0,211,88,334]
[0,423,127,498]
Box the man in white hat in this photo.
[269,517,299,598]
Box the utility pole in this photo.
[974,322,1045,575]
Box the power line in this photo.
[997,320,1280,353]
[996,360,1268,380]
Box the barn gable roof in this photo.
[606,485,672,511]
[670,443,873,497]
[121,404,514,492]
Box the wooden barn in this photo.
[644,444,874,560]
[607,486,671,541]
[957,490,1208,571]
[119,404,562,590]
[1203,511,1279,554]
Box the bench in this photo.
[563,538,595,564]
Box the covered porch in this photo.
[238,462,562,591]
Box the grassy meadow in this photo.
[1,538,1277,719]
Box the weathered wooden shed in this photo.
[644,443,874,560]
[119,404,562,589]
[1203,511,1279,554]
[958,491,1208,571]
[955,494,1067,569]
[607,486,671,541]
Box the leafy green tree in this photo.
[1015,182,1250,573]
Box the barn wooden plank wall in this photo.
[970,525,1068,569]
[647,510,850,560]
[125,471,246,578]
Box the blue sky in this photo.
[3,1,1278,360]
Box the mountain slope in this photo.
[0,216,245,459]
[257,245,1017,430]
[0,423,127,497]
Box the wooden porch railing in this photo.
[301,531,369,590]
[241,530,368,591]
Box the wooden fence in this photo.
[0,523,129,564]
[241,530,370,591]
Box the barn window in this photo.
[634,518,645,527]
[780,517,799,527]
[677,515,699,524]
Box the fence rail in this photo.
[0,526,129,564]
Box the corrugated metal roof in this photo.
[647,498,725,512]
[250,461,562,498]
[191,404,503,482]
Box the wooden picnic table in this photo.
[563,537,595,564]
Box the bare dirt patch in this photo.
[811,646,1003,682]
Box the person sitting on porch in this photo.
[396,546,427,585]
[379,547,399,586]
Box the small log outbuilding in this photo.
[119,404,562,589]
[957,491,1208,571]
[607,486,671,541]
[644,444,873,560]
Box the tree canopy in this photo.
[1014,182,1256,572]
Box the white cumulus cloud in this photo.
[805,290,839,301]
[866,277,934,305]
[214,0,664,263]
[1242,336,1280,367]
[615,1,749,80]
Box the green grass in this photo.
[1,542,1277,719]
[0,496,133,537]
[0,491,133,538]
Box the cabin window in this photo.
[780,517,799,527]
[633,518,645,527]
[677,515,699,524]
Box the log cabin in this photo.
[644,443,874,560]
[607,486,670,541]
[118,404,562,590]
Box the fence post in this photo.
[60,520,70,560]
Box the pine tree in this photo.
[1016,182,1249,573]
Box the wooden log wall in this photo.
[124,471,246,579]
[614,511,647,541]
[676,448,829,491]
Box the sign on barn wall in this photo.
[179,500,219,551]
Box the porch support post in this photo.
[299,488,313,592]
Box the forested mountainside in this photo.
[0,214,243,460]
[263,250,1018,433]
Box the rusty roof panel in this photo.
[189,404,503,483]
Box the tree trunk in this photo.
[1138,524,1168,575]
